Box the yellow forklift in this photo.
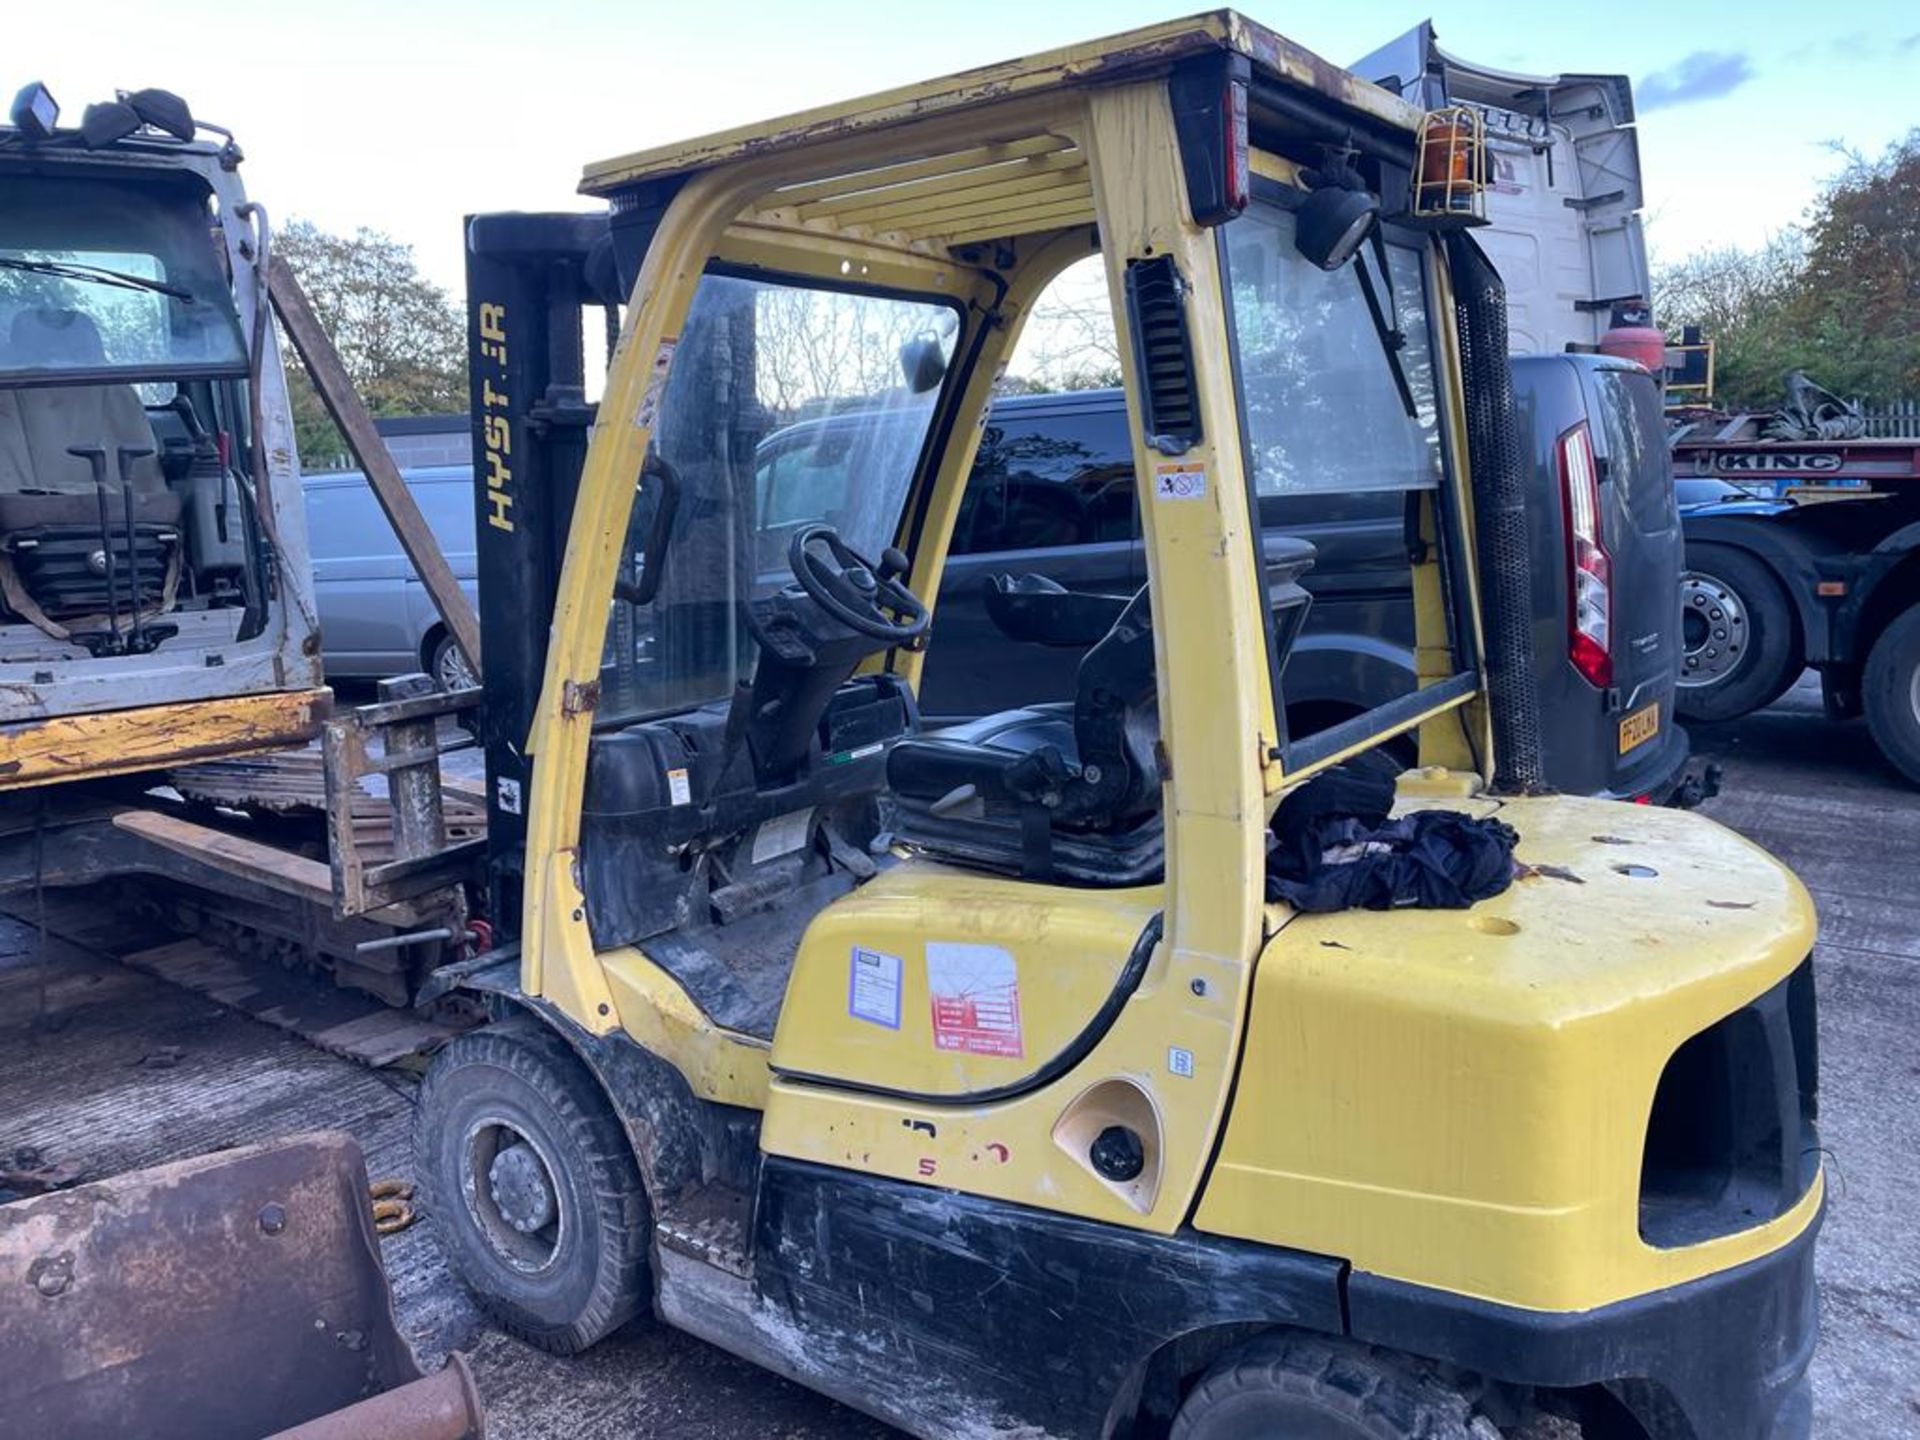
[421,13,1822,1438]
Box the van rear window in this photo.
[1591,369,1678,537]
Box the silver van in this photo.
[303,465,477,688]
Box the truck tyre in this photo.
[416,1018,650,1354]
[1171,1334,1496,1440]
[1863,606,1920,785]
[1677,543,1802,723]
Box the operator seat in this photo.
[0,308,167,494]
[885,579,1164,885]
[0,308,183,638]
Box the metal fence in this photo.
[1862,400,1920,439]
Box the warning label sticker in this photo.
[751,807,814,863]
[635,339,677,431]
[847,946,902,1029]
[926,942,1023,1059]
[1153,462,1207,502]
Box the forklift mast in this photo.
[464,213,618,939]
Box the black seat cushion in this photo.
[886,703,1077,811]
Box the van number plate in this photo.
[1618,702,1661,754]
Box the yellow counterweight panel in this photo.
[1195,792,1822,1312]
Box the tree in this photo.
[1654,234,1807,405]
[1000,256,1124,394]
[1655,131,1920,407]
[274,221,466,467]
[1789,133,1920,401]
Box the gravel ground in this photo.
[3,673,1914,1437]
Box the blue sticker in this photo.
[848,946,902,1029]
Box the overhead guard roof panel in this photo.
[579,9,1424,198]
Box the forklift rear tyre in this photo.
[1863,606,1920,785]
[1171,1334,1499,1440]
[1676,544,1801,723]
[415,1018,650,1354]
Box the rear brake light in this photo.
[1223,76,1250,215]
[1559,420,1611,686]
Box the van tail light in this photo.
[1559,420,1612,687]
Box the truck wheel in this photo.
[1171,1334,1496,1440]
[1863,606,1920,785]
[415,1019,650,1354]
[429,630,478,690]
[1677,544,1802,722]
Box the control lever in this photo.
[116,446,155,651]
[66,445,124,652]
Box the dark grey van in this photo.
[303,464,479,688]
[755,353,1687,798]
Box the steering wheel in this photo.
[788,523,930,643]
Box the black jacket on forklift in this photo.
[1267,765,1519,912]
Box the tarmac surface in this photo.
[3,672,1915,1437]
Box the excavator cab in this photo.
[0,93,324,784]
[432,14,1821,1438]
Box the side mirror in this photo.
[899,335,948,395]
[127,89,195,142]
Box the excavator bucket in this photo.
[0,1131,483,1440]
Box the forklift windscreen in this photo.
[0,173,248,385]
[601,270,958,723]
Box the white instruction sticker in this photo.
[1167,1045,1195,1078]
[495,776,523,815]
[634,338,677,430]
[848,946,903,1029]
[752,807,814,863]
[666,767,691,806]
[1153,462,1207,501]
[926,942,1024,1059]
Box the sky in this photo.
[10,0,1917,297]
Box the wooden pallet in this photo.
[168,750,486,865]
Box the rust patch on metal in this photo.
[0,1132,439,1440]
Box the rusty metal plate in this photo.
[0,1131,422,1440]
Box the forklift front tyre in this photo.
[1171,1334,1499,1440]
[416,1018,651,1354]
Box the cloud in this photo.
[1638,50,1756,112]
[1899,33,1920,53]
